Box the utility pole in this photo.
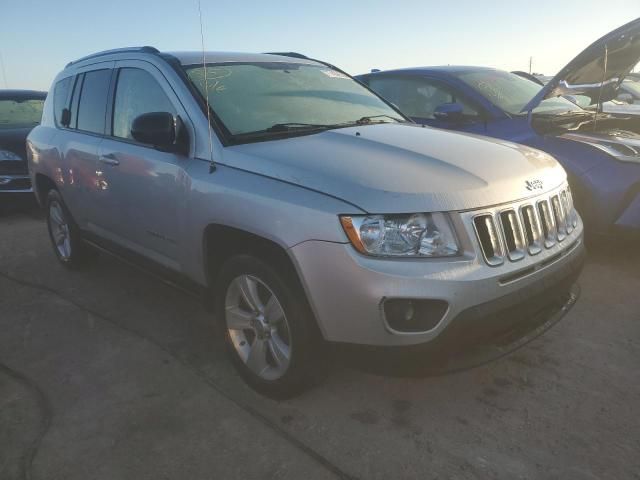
[529,56,533,75]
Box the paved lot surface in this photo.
[1,200,639,480]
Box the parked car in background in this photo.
[0,90,46,194]
[358,18,640,238]
[617,74,640,104]
[512,70,640,116]
[28,47,584,397]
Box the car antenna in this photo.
[198,0,216,173]
[593,44,608,132]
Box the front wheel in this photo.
[215,255,323,398]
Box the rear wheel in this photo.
[216,254,323,398]
[45,190,93,268]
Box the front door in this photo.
[95,62,193,269]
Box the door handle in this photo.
[99,153,120,166]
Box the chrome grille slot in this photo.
[473,215,504,266]
[537,200,557,248]
[551,195,567,241]
[472,186,578,267]
[566,187,578,229]
[561,190,574,233]
[500,210,525,261]
[520,205,543,255]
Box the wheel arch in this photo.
[34,173,57,207]
[202,223,326,338]
[203,224,299,287]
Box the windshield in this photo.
[0,98,45,129]
[185,62,403,138]
[454,70,583,115]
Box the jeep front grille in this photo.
[473,186,577,266]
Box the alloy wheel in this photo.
[224,274,292,381]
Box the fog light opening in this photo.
[383,298,449,333]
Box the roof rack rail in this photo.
[66,46,160,67]
[263,52,309,60]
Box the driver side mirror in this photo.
[433,103,464,122]
[131,112,178,150]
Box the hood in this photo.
[523,17,640,112]
[223,123,566,213]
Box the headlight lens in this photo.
[0,149,22,161]
[340,213,460,257]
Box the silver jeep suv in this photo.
[27,47,584,397]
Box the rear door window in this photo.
[76,69,112,134]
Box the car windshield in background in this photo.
[185,62,403,139]
[622,78,640,98]
[0,99,45,129]
[454,70,582,116]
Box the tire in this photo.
[45,190,94,268]
[215,254,324,399]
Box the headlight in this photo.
[0,149,22,161]
[340,213,460,257]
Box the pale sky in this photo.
[1,0,639,91]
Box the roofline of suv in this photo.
[65,46,161,68]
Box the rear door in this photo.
[95,60,193,269]
[54,65,113,227]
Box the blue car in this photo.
[357,18,640,238]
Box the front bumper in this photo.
[290,221,585,347]
[0,175,32,193]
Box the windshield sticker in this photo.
[189,67,232,94]
[476,81,506,102]
[321,69,350,79]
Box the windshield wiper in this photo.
[265,122,333,132]
[354,114,404,124]
[236,116,405,140]
[233,122,340,140]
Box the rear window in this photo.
[0,98,44,129]
[53,77,73,127]
[76,69,111,134]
